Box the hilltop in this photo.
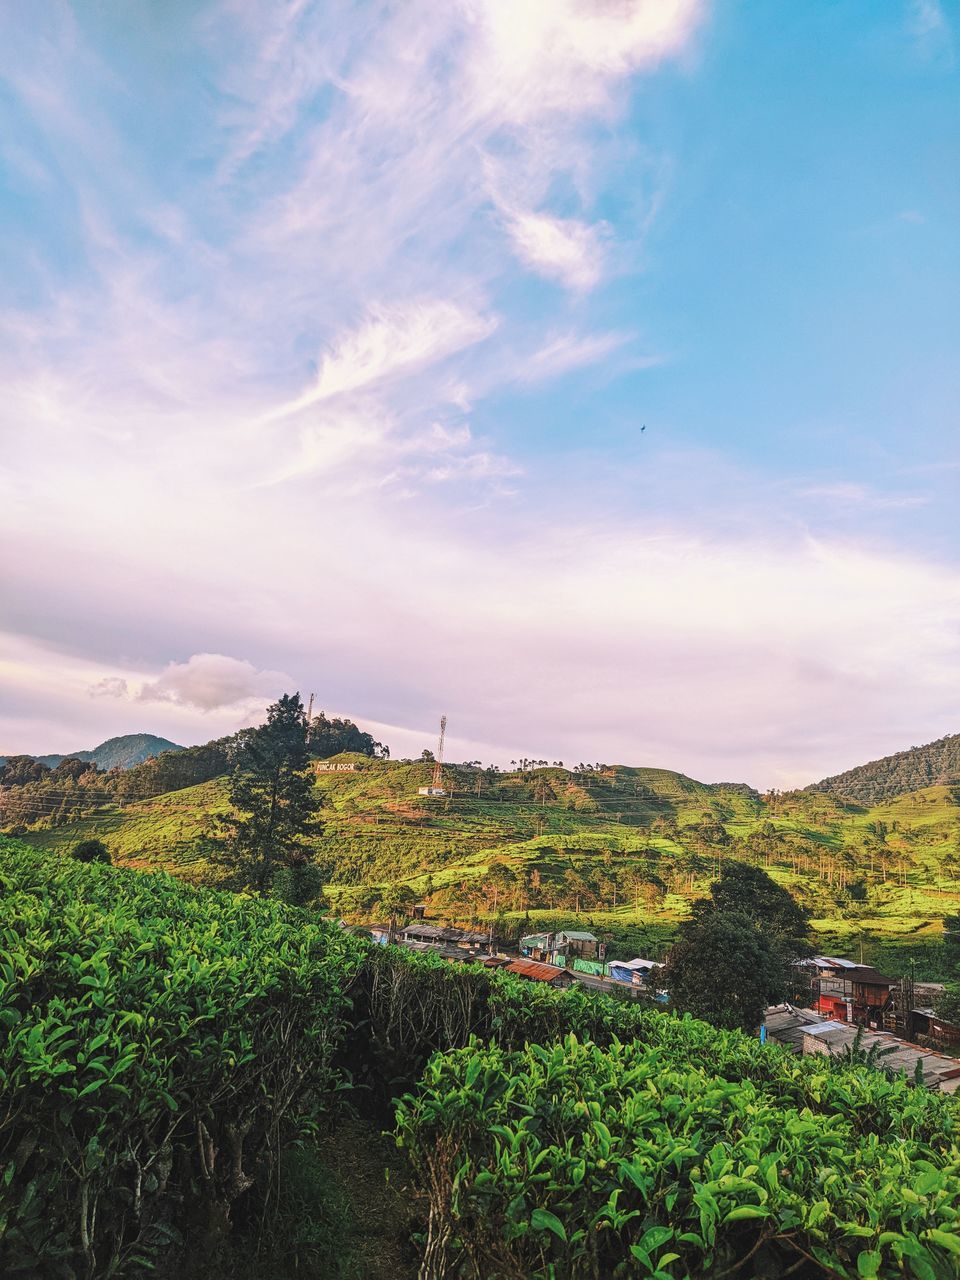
[809,732,960,805]
[15,753,960,977]
[5,733,184,771]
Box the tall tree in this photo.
[664,865,811,1032]
[701,861,811,955]
[214,693,321,895]
[664,911,790,1032]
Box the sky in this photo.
[1,0,958,789]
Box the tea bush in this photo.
[395,1035,960,1279]
[0,839,366,1277]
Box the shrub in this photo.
[0,839,366,1277]
[396,1035,960,1279]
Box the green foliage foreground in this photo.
[3,839,960,1279]
[0,839,365,1277]
[396,1033,960,1280]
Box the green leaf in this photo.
[723,1206,769,1223]
[531,1209,566,1241]
[857,1249,881,1278]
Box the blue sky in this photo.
[1,0,957,787]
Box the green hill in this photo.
[23,733,184,771]
[15,755,960,977]
[808,731,960,805]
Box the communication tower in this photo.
[418,715,448,797]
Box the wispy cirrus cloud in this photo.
[264,300,497,422]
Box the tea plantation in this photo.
[3,837,960,1278]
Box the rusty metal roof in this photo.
[503,959,570,983]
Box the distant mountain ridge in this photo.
[27,734,183,772]
[809,732,960,805]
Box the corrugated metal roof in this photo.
[556,930,598,942]
[503,959,571,983]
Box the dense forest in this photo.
[809,733,960,805]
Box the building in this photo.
[399,922,489,951]
[608,957,659,986]
[354,923,392,945]
[417,785,447,797]
[553,930,600,960]
[519,932,554,960]
[764,1004,960,1094]
[798,956,898,1026]
[502,959,574,988]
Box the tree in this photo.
[307,711,388,759]
[664,911,789,1032]
[934,913,960,1024]
[700,861,811,956]
[52,757,97,782]
[72,838,111,864]
[664,865,811,1032]
[380,883,416,941]
[213,693,321,894]
[0,755,50,787]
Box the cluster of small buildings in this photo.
[353,915,662,992]
[764,1003,960,1094]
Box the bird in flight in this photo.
[641,424,646,432]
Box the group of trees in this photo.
[809,731,960,805]
[0,765,115,830]
[0,705,387,834]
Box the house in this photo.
[354,923,392,945]
[608,957,659,986]
[502,959,574,988]
[417,786,447,797]
[519,932,553,960]
[554,930,600,960]
[764,1004,960,1093]
[908,1006,960,1050]
[799,956,898,1026]
[399,922,489,951]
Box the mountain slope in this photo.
[809,733,960,805]
[33,734,184,771]
[16,755,960,976]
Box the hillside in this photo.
[809,732,960,805]
[17,755,960,976]
[25,733,183,771]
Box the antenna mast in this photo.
[432,715,446,790]
[306,692,314,722]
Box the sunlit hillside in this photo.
[17,755,960,976]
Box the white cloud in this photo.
[906,0,954,60]
[519,329,635,382]
[264,301,497,422]
[798,482,929,511]
[89,677,129,699]
[465,0,705,123]
[503,210,605,289]
[137,654,293,712]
